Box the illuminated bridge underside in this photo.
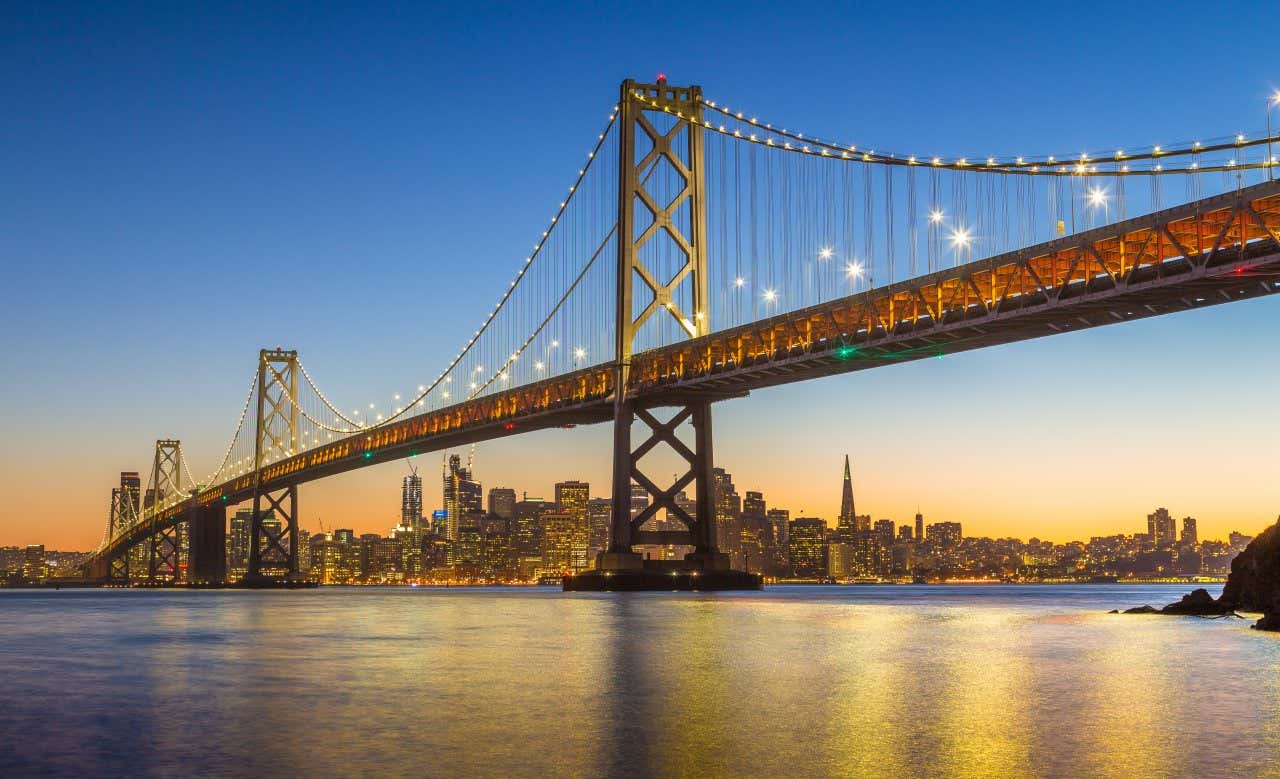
[94,181,1280,564]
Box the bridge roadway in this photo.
[94,180,1280,564]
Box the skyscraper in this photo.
[442,454,482,544]
[837,455,857,542]
[713,467,743,565]
[1181,517,1198,547]
[914,512,924,545]
[874,519,895,546]
[228,508,252,581]
[587,498,611,561]
[789,517,827,579]
[401,472,423,530]
[488,487,517,519]
[1147,507,1176,548]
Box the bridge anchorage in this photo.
[79,75,1280,589]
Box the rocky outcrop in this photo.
[1116,520,1280,631]
[1219,520,1280,632]
[1160,588,1231,615]
[1219,521,1280,613]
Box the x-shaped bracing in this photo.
[628,407,699,535]
[629,115,700,339]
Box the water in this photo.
[1,584,1277,778]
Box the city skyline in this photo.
[6,2,1280,551]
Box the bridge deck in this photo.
[90,180,1280,566]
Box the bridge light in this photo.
[1088,186,1108,207]
[818,247,833,260]
[763,289,777,302]
[535,361,545,371]
[551,340,559,348]
[949,227,971,248]
[364,451,373,460]
[929,209,944,224]
[845,261,863,278]
[574,347,586,359]
[734,277,745,287]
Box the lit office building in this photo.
[789,517,827,579]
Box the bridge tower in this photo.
[246,348,300,583]
[105,487,133,580]
[578,77,758,590]
[145,439,185,582]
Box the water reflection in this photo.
[0,586,1277,778]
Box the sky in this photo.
[3,0,1279,549]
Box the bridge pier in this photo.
[566,395,759,591]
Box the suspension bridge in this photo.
[80,77,1280,589]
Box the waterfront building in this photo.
[788,517,827,579]
[713,467,743,566]
[228,508,252,581]
[22,544,46,584]
[511,498,547,557]
[766,508,790,577]
[587,498,611,561]
[828,542,854,580]
[540,511,580,575]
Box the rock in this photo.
[1253,612,1280,631]
[1160,588,1230,615]
[1107,609,1119,614]
[1123,605,1160,614]
[1220,519,1280,613]
[1251,594,1280,632]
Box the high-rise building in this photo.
[874,519,895,546]
[1147,507,1177,548]
[630,483,649,519]
[898,524,914,542]
[511,498,547,557]
[442,454,482,547]
[556,481,591,569]
[587,498,612,561]
[541,511,583,574]
[836,455,858,542]
[914,512,925,545]
[1181,517,1198,547]
[488,487,517,519]
[228,508,253,581]
[788,517,827,579]
[713,467,743,565]
[401,472,423,530]
[743,491,766,519]
[927,522,963,547]
[22,544,46,583]
[766,508,791,577]
[828,542,854,580]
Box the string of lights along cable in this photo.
[98,80,1280,551]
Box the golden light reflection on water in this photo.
[3,586,1280,778]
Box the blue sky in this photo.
[4,0,1279,547]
